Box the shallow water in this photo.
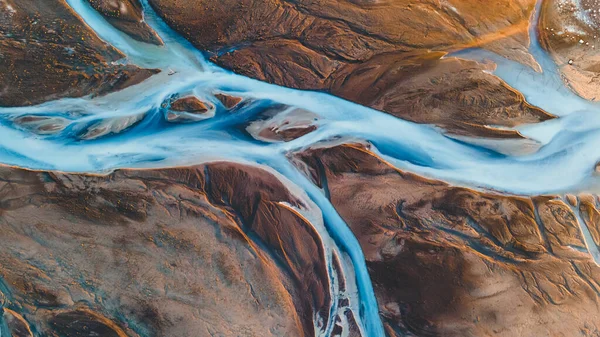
[3,0,600,335]
[2,4,600,195]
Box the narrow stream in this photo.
[2,0,600,336]
[2,8,600,195]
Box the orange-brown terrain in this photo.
[3,147,600,336]
[2,0,600,336]
[538,0,600,101]
[0,0,158,107]
[1,0,557,136]
[0,163,337,337]
[88,0,163,45]
[293,144,600,337]
[147,0,553,137]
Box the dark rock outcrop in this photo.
[48,310,128,337]
[164,96,215,122]
[215,93,243,109]
[170,96,212,114]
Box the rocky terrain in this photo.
[0,0,562,136]
[147,0,551,137]
[0,0,158,107]
[2,0,600,336]
[3,145,600,337]
[0,163,339,337]
[538,0,600,101]
[293,143,600,337]
[88,0,163,45]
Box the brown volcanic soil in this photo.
[0,0,158,107]
[539,0,600,101]
[246,106,319,142]
[148,0,538,64]
[88,0,163,45]
[294,143,600,337]
[215,93,243,109]
[170,96,212,113]
[328,52,553,138]
[148,0,551,137]
[0,163,337,337]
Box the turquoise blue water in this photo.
[2,0,600,335]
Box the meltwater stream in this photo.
[1,3,600,195]
[2,0,600,336]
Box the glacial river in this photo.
[1,0,600,336]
